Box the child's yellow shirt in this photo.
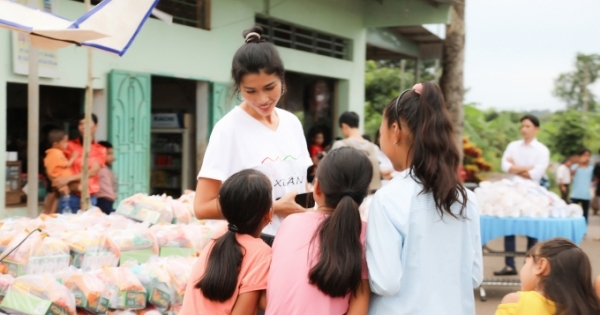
[495,291,556,315]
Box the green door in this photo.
[209,82,239,135]
[108,70,151,202]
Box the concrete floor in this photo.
[474,213,600,314]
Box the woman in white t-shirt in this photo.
[194,26,312,236]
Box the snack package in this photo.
[61,230,120,271]
[95,267,147,310]
[166,197,194,224]
[150,224,197,258]
[67,272,110,314]
[187,220,227,251]
[0,231,70,277]
[130,261,174,311]
[67,208,111,230]
[0,274,76,315]
[0,274,15,303]
[109,224,158,265]
[116,194,174,225]
[155,257,193,305]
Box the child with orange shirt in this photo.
[44,129,78,214]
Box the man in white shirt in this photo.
[556,155,577,202]
[495,115,550,276]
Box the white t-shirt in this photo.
[198,106,312,235]
[556,164,571,185]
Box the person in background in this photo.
[266,147,371,315]
[307,127,326,183]
[495,238,600,315]
[375,130,396,185]
[96,141,117,215]
[182,169,273,315]
[43,129,78,214]
[556,155,577,203]
[496,115,550,276]
[53,113,105,211]
[591,150,600,215]
[570,148,595,223]
[367,82,483,315]
[331,112,381,194]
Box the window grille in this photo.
[256,16,351,60]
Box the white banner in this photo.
[11,0,60,78]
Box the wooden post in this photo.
[440,0,466,160]
[400,59,406,91]
[27,44,39,218]
[80,0,94,210]
[414,57,421,84]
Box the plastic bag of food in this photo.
[109,224,158,265]
[155,257,193,305]
[64,271,110,314]
[130,261,174,311]
[187,220,227,250]
[95,267,147,310]
[116,194,173,225]
[0,274,76,315]
[0,274,14,303]
[0,230,70,277]
[150,224,197,258]
[168,199,192,225]
[61,230,120,271]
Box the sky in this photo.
[464,0,600,112]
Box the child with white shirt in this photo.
[556,155,577,202]
[366,82,483,315]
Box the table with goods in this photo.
[474,178,587,301]
[0,191,227,315]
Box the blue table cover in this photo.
[480,216,587,246]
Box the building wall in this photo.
[0,0,368,213]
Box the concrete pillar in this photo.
[0,75,6,214]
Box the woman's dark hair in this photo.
[309,147,372,297]
[527,238,600,315]
[578,147,591,156]
[232,26,285,89]
[383,81,467,218]
[195,169,272,302]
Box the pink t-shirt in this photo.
[266,212,368,315]
[181,229,272,315]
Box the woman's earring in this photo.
[281,85,286,96]
[236,90,243,102]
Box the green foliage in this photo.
[554,53,600,112]
[546,110,586,157]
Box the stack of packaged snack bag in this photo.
[0,230,70,277]
[61,230,120,271]
[116,195,174,225]
[0,274,76,315]
[95,267,147,311]
[108,224,158,265]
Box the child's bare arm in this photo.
[594,276,600,299]
[231,291,261,315]
[67,151,78,168]
[346,279,370,315]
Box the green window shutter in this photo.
[108,70,151,203]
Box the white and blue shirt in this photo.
[366,169,483,315]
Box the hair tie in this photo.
[412,83,423,95]
[228,224,239,233]
[342,191,354,198]
[245,32,261,43]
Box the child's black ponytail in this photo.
[195,169,272,302]
[309,147,372,297]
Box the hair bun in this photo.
[242,26,264,43]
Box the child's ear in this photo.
[264,206,273,223]
[536,258,551,277]
[313,178,322,198]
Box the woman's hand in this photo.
[273,190,306,217]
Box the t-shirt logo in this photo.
[256,155,305,189]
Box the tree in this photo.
[440,0,466,159]
[554,54,600,112]
[547,110,587,157]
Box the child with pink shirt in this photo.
[266,147,372,315]
[181,169,273,315]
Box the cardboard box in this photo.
[151,114,181,129]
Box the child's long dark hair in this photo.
[528,238,600,315]
[195,169,272,302]
[383,81,467,218]
[309,147,372,297]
